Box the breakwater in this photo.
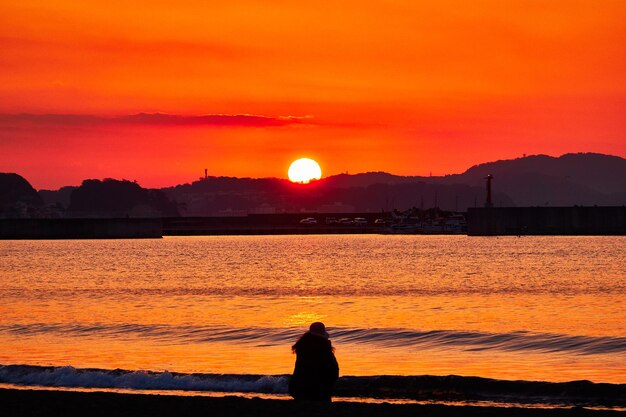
[467,206,626,236]
[4,207,624,238]
[0,218,162,239]
[162,213,385,235]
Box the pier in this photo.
[467,206,626,236]
[0,218,163,239]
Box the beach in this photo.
[2,388,622,417]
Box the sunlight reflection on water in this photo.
[1,235,625,383]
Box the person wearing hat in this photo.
[288,322,339,402]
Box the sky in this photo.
[1,0,625,190]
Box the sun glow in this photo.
[288,158,322,184]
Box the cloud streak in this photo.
[0,113,312,128]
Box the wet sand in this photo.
[1,388,621,417]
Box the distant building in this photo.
[214,208,247,217]
[317,202,356,213]
[250,203,276,214]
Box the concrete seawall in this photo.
[467,206,626,236]
[5,208,624,238]
[0,218,163,239]
[163,214,385,235]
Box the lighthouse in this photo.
[484,174,494,208]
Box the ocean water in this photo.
[1,235,625,405]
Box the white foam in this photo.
[0,365,288,393]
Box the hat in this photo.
[308,322,329,339]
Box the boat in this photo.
[382,210,467,234]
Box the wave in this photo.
[0,365,287,393]
[2,323,626,355]
[332,328,626,355]
[1,365,624,407]
[3,286,625,298]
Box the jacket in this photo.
[288,332,339,401]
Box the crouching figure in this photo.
[289,322,339,402]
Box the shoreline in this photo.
[3,364,624,408]
[2,388,622,417]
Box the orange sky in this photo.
[1,0,625,189]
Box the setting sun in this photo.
[288,158,322,184]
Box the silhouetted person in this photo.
[289,322,339,402]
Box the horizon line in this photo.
[15,151,620,191]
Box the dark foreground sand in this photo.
[2,389,622,417]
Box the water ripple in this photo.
[2,324,624,355]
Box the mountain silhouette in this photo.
[320,172,422,188]
[68,179,179,217]
[163,153,625,214]
[39,186,76,208]
[0,173,43,217]
[5,152,625,217]
[455,153,625,192]
[438,153,626,206]
[163,176,510,215]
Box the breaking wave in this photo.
[1,365,625,408]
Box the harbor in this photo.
[2,206,625,238]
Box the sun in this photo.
[288,158,322,184]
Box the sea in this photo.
[1,235,625,409]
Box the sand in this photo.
[1,388,622,417]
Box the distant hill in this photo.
[39,186,76,208]
[439,153,626,206]
[299,153,626,207]
[163,176,510,215]
[454,153,625,192]
[163,153,625,214]
[68,179,180,217]
[315,153,626,191]
[0,173,43,217]
[9,152,625,217]
[320,172,423,188]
